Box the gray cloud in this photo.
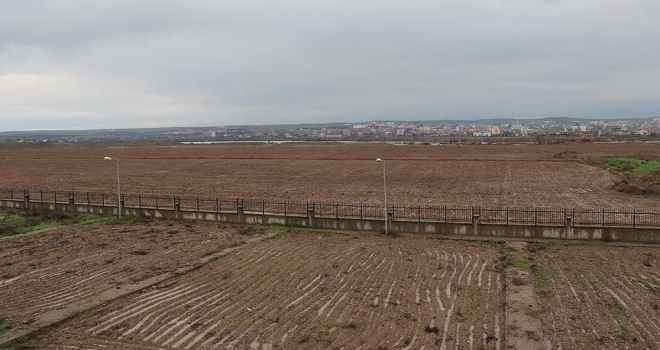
[0,0,659,131]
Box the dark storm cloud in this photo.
[0,0,659,131]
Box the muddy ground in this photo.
[530,242,660,349]
[21,233,506,349]
[0,221,242,328]
[3,222,660,349]
[1,142,660,208]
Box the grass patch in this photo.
[238,226,268,235]
[607,300,627,314]
[0,210,64,237]
[533,265,549,285]
[0,323,10,334]
[528,240,564,252]
[265,224,351,238]
[513,260,531,269]
[525,310,539,318]
[599,156,660,176]
[577,276,589,289]
[0,210,159,238]
[598,156,660,194]
[75,214,128,226]
[503,252,532,270]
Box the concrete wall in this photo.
[2,199,659,244]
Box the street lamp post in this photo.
[376,158,388,234]
[104,157,121,217]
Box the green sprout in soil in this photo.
[503,252,532,270]
[533,265,549,285]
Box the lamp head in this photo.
[103,157,112,160]
[376,158,383,162]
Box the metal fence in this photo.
[2,188,660,229]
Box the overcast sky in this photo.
[1,0,659,131]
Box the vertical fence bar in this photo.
[196,197,199,212]
[444,206,447,223]
[284,201,287,217]
[602,209,605,227]
[335,203,339,219]
[54,191,57,203]
[40,190,43,203]
[102,193,105,206]
[633,209,636,228]
[262,200,265,215]
[138,194,142,208]
[506,207,509,225]
[572,208,575,225]
[86,192,90,205]
[10,189,13,201]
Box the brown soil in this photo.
[1,142,660,209]
[531,242,660,349]
[0,221,241,328]
[22,233,506,349]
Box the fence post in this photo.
[284,201,287,217]
[175,196,181,219]
[572,208,575,225]
[156,196,159,209]
[102,192,105,206]
[360,203,363,220]
[602,209,605,228]
[262,200,265,215]
[472,208,480,235]
[335,202,339,219]
[506,207,509,225]
[534,208,538,226]
[565,211,574,239]
[307,202,314,227]
[196,197,200,212]
[23,189,29,210]
[87,192,90,205]
[10,189,13,201]
[418,205,421,222]
[444,206,447,223]
[69,191,75,213]
[236,199,244,215]
[633,209,636,228]
[54,191,57,203]
[40,190,43,203]
[138,194,142,209]
[216,198,219,213]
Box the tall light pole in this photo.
[104,157,121,217]
[376,158,388,234]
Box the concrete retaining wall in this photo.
[2,199,659,244]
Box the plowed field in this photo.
[23,233,506,349]
[531,242,660,349]
[0,221,241,328]
[1,142,660,208]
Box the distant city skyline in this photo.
[1,0,659,132]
